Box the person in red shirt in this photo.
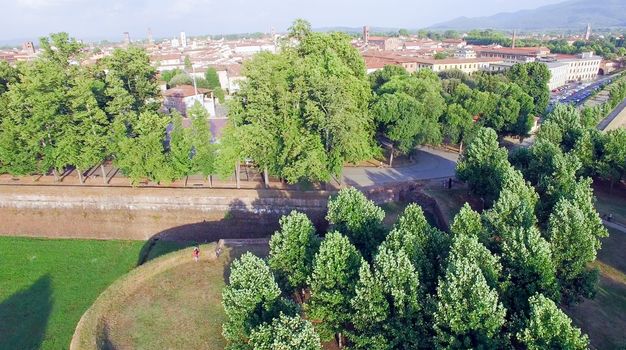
[193,246,200,262]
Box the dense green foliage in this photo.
[0,237,144,350]
[506,62,550,115]
[222,253,297,350]
[546,37,626,60]
[249,313,321,350]
[0,23,549,185]
[519,294,589,349]
[220,20,374,184]
[223,179,596,349]
[307,231,363,342]
[326,187,386,259]
[371,69,445,154]
[0,32,223,184]
[269,211,320,293]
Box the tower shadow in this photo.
[0,274,53,350]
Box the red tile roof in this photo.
[163,85,210,98]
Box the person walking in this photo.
[193,246,200,262]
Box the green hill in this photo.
[430,0,626,31]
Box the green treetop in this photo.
[269,211,320,294]
[434,256,506,349]
[326,187,386,260]
[249,313,321,350]
[518,294,589,350]
[222,253,283,349]
[307,231,363,343]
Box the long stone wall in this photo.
[0,181,440,241]
[0,186,331,240]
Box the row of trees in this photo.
[222,182,595,349]
[368,61,549,158]
[463,31,626,60]
[458,125,610,299]
[0,33,234,184]
[546,37,626,60]
[513,104,626,191]
[0,20,551,185]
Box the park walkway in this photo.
[342,147,458,187]
[0,146,460,190]
[597,98,626,131]
[603,220,626,234]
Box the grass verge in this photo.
[71,242,227,350]
[0,237,143,350]
[565,228,626,349]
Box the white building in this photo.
[454,48,476,59]
[180,32,187,48]
[171,38,180,48]
[413,57,503,75]
[545,62,569,90]
[558,52,602,82]
[233,44,276,55]
[489,61,571,90]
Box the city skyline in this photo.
[1,0,566,42]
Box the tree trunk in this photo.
[235,161,241,189]
[337,333,343,349]
[263,167,269,188]
[459,141,463,154]
[52,168,59,182]
[208,175,213,188]
[389,145,394,167]
[77,168,84,184]
[100,164,107,184]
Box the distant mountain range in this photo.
[429,0,626,31]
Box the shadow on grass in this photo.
[136,196,327,266]
[0,274,53,350]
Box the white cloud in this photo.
[16,0,87,9]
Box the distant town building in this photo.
[367,36,402,51]
[584,23,592,41]
[476,46,550,63]
[21,41,35,54]
[163,84,215,117]
[171,38,180,48]
[147,28,154,46]
[363,26,369,43]
[557,52,602,82]
[454,48,476,59]
[180,32,187,48]
[233,43,275,55]
[363,52,502,75]
[412,57,503,74]
[123,32,131,46]
[442,39,466,49]
[225,64,244,93]
[545,61,569,90]
[599,60,619,75]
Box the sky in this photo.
[0,0,566,42]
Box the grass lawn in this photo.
[0,237,144,350]
[102,247,228,350]
[565,228,626,349]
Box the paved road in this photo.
[597,98,626,131]
[342,147,458,187]
[603,219,626,234]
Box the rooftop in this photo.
[163,85,210,98]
